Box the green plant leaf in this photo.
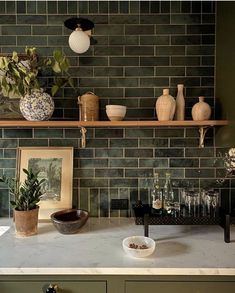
[51,84,59,96]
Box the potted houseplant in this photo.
[0,47,74,121]
[0,168,45,236]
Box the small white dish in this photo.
[106,105,127,121]
[122,236,156,258]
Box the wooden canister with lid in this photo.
[78,92,99,121]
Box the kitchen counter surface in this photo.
[0,218,235,275]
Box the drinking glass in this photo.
[201,189,219,217]
[184,190,200,217]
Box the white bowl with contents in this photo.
[106,105,127,121]
[122,236,156,258]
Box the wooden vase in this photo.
[192,96,211,121]
[14,207,39,237]
[156,89,176,121]
[175,84,185,121]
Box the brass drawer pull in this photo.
[46,284,58,293]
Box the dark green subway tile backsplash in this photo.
[0,1,230,217]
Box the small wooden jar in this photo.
[78,92,99,121]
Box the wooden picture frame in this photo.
[17,147,73,220]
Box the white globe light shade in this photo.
[69,30,90,54]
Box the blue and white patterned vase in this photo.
[20,89,54,121]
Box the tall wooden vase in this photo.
[156,89,176,121]
[175,84,185,121]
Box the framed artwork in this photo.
[17,147,73,220]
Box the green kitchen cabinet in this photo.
[126,281,235,293]
[1,275,235,293]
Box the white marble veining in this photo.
[0,218,235,275]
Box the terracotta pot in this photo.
[14,207,39,237]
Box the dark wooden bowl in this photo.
[50,209,89,234]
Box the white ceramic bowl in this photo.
[106,105,127,121]
[122,236,156,258]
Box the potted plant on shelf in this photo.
[0,168,45,236]
[0,47,74,121]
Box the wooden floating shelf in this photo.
[0,120,228,128]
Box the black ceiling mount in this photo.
[64,17,94,31]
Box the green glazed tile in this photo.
[4,129,32,138]
[0,36,16,45]
[99,1,108,13]
[17,15,47,24]
[139,158,168,168]
[140,36,169,45]
[110,178,138,188]
[58,1,67,14]
[140,1,149,13]
[32,26,62,35]
[34,129,63,138]
[171,14,201,24]
[110,139,138,148]
[150,1,159,13]
[187,24,215,34]
[95,24,124,35]
[0,159,16,168]
[109,159,138,168]
[109,1,118,13]
[140,56,169,66]
[120,1,129,13]
[0,15,16,24]
[80,158,108,168]
[37,1,46,14]
[18,36,47,45]
[125,46,154,56]
[187,45,215,56]
[109,15,139,24]
[155,148,184,157]
[80,179,108,188]
[6,1,16,13]
[110,57,139,66]
[125,168,153,178]
[109,36,139,45]
[170,158,199,168]
[171,56,200,66]
[79,57,108,66]
[185,148,214,157]
[95,148,123,157]
[125,25,154,35]
[47,1,58,14]
[94,67,123,77]
[79,188,89,211]
[95,168,123,178]
[4,149,16,158]
[125,88,154,97]
[140,15,170,24]
[109,77,138,87]
[185,168,215,178]
[94,46,123,56]
[99,188,109,217]
[17,1,26,13]
[27,1,36,13]
[74,169,94,178]
[2,26,31,35]
[140,138,168,148]
[90,188,99,217]
[0,139,17,148]
[125,149,153,158]
[140,77,169,87]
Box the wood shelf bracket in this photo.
[80,127,87,148]
[199,126,210,148]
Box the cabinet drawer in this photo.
[0,280,106,293]
[126,281,235,293]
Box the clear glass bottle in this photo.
[163,172,174,215]
[151,172,162,211]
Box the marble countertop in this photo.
[0,218,235,275]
